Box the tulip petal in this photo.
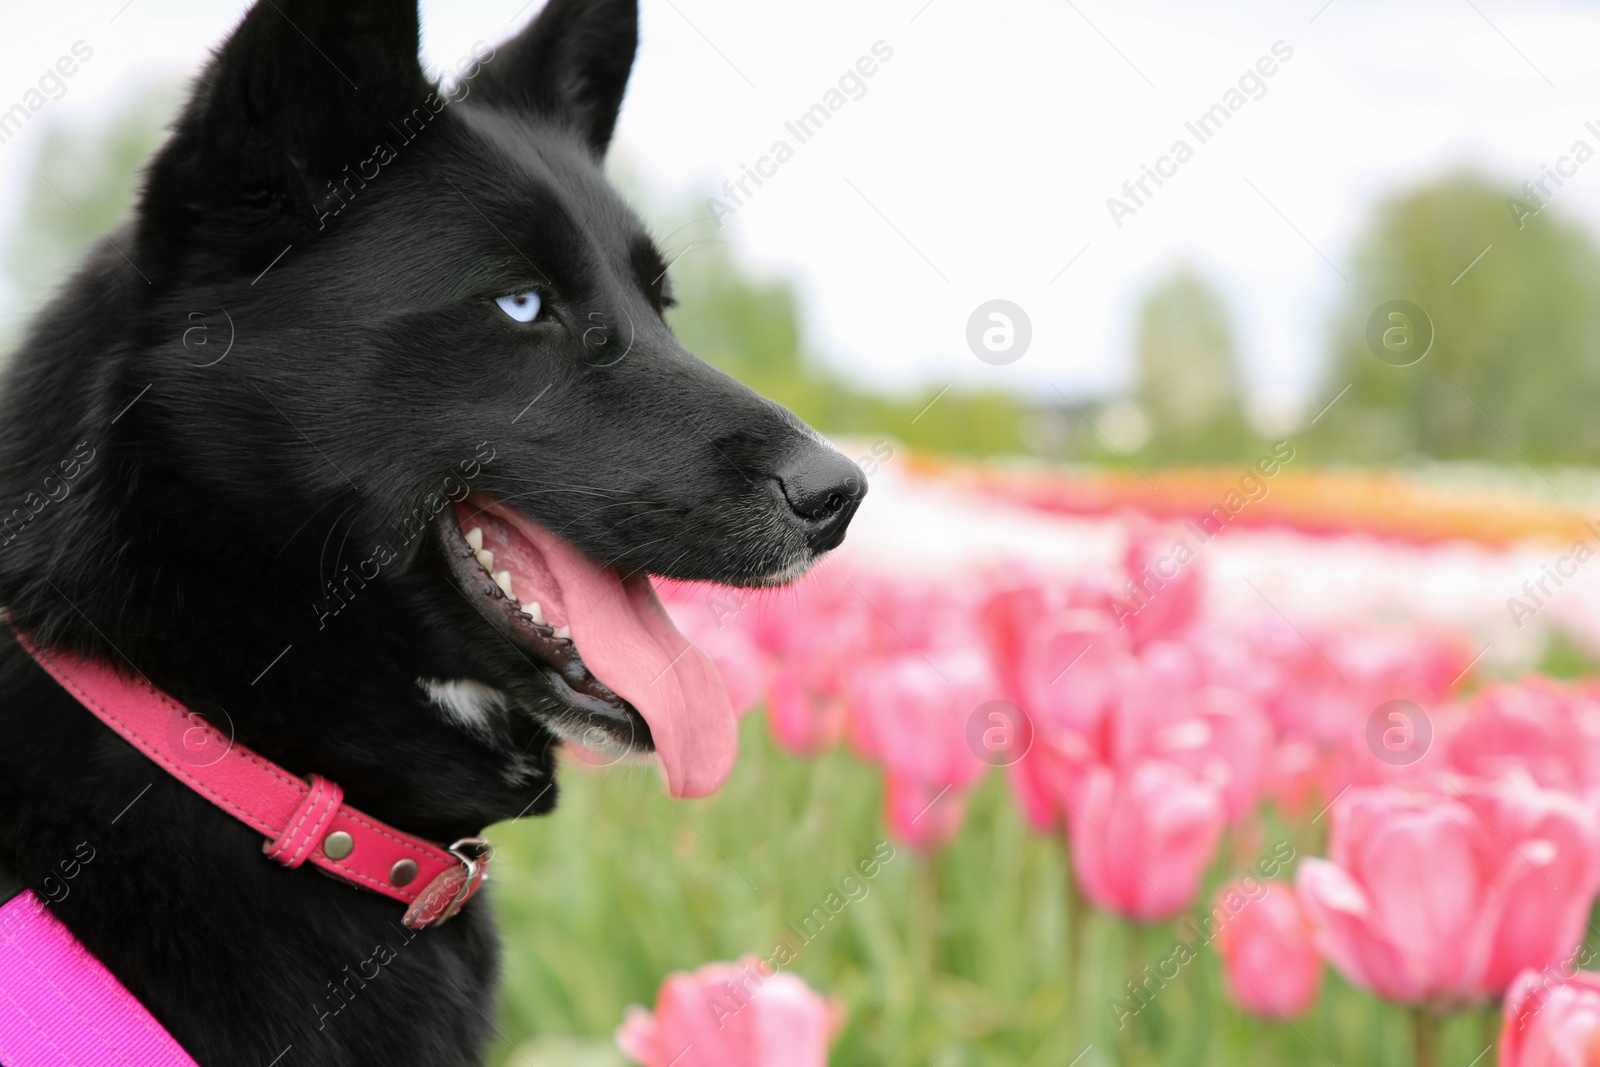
[1214,881,1322,1018]
[752,974,835,1067]
[1296,858,1421,1002]
[616,1005,661,1065]
[1069,760,1225,921]
[1350,804,1480,997]
[1501,972,1600,1067]
[1461,788,1600,998]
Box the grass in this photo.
[485,714,1509,1067]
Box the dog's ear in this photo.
[475,0,639,156]
[141,0,426,250]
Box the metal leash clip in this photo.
[402,836,493,929]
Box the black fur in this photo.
[0,1,862,1063]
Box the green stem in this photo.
[1065,850,1085,1033]
[1118,918,1143,1067]
[914,849,938,977]
[1413,1007,1440,1067]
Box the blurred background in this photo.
[9,2,1600,1066]
[10,0,1600,467]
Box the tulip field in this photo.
[484,452,1600,1067]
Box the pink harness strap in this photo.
[0,891,199,1066]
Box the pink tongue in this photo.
[483,503,736,798]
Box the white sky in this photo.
[2,0,1599,419]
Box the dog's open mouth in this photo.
[442,493,736,798]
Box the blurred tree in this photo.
[1130,266,1253,461]
[1310,173,1600,463]
[658,229,804,396]
[1,83,179,360]
[664,228,1034,459]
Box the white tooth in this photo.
[525,601,546,626]
[554,625,570,640]
[494,571,516,599]
[465,527,484,552]
[475,548,495,571]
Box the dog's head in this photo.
[6,0,863,810]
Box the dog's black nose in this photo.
[777,445,867,553]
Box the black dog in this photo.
[0,0,862,1062]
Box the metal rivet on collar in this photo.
[389,859,418,887]
[322,830,354,861]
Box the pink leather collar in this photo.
[12,629,490,929]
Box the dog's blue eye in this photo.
[495,290,542,323]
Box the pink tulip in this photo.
[1213,881,1322,1018]
[766,668,845,757]
[1005,608,1131,830]
[1444,680,1600,801]
[1021,610,1129,749]
[1500,968,1600,1067]
[1196,619,1473,804]
[1109,642,1271,822]
[846,650,994,848]
[979,582,1052,706]
[617,956,837,1067]
[1190,624,1289,716]
[1000,612,1266,849]
[1265,739,1323,820]
[859,577,982,655]
[1120,527,1203,649]
[1177,690,1271,821]
[743,570,883,698]
[694,624,769,718]
[1207,618,1462,755]
[1296,780,1600,1007]
[1068,758,1227,921]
